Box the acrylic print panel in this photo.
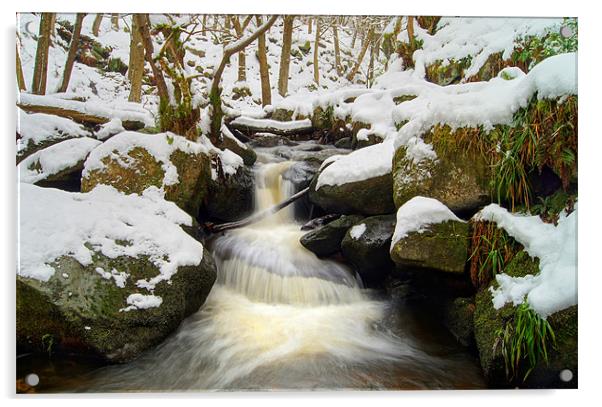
[16,12,578,392]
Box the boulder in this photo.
[81,132,211,217]
[390,220,469,274]
[283,161,321,219]
[248,133,298,148]
[334,136,352,149]
[300,215,364,257]
[205,164,254,222]
[474,251,577,388]
[443,297,476,347]
[309,172,396,215]
[392,143,490,214]
[218,128,257,165]
[17,250,216,363]
[340,215,396,282]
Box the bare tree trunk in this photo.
[346,27,373,82]
[367,40,375,86]
[111,14,119,31]
[231,16,250,82]
[136,14,169,101]
[92,14,103,37]
[256,15,272,107]
[58,13,85,93]
[202,15,207,35]
[16,41,26,91]
[48,13,57,46]
[209,15,278,143]
[278,16,294,96]
[333,23,342,75]
[307,17,313,34]
[407,16,415,48]
[128,15,145,102]
[313,18,321,85]
[351,21,358,49]
[31,13,54,95]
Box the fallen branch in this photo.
[229,116,315,137]
[206,187,309,233]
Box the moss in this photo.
[106,57,128,75]
[393,94,417,104]
[504,250,540,278]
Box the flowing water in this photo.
[19,146,486,392]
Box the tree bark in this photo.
[346,27,373,82]
[256,15,272,107]
[332,23,342,75]
[31,13,54,95]
[231,16,249,82]
[136,14,169,102]
[307,18,312,34]
[128,15,145,102]
[16,41,26,91]
[92,14,103,37]
[278,16,294,96]
[111,14,119,31]
[209,15,278,143]
[58,13,85,93]
[407,16,415,48]
[313,18,321,85]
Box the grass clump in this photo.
[469,221,517,288]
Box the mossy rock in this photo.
[309,170,396,216]
[425,57,471,85]
[217,132,257,166]
[82,146,211,218]
[16,250,216,363]
[390,220,469,274]
[341,215,396,283]
[298,41,311,55]
[204,164,254,222]
[271,108,308,122]
[474,251,577,388]
[443,297,476,347]
[334,136,352,149]
[352,132,381,150]
[300,215,364,257]
[392,143,490,213]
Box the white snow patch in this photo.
[474,203,577,318]
[349,224,367,240]
[121,293,163,312]
[230,116,313,131]
[391,196,463,248]
[95,118,125,141]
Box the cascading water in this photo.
[67,148,485,391]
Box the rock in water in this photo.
[392,143,490,214]
[81,132,211,217]
[300,215,364,257]
[390,220,469,274]
[205,165,254,222]
[443,297,476,347]
[309,172,396,215]
[341,215,396,283]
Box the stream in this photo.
[18,144,486,392]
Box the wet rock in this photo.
[443,297,476,347]
[334,137,352,149]
[309,172,396,216]
[217,131,257,166]
[390,220,469,274]
[248,133,298,148]
[205,165,254,222]
[341,215,396,282]
[300,215,364,257]
[16,249,217,363]
[300,214,341,231]
[392,143,490,214]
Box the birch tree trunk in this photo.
[16,41,26,91]
[31,13,54,95]
[92,14,103,37]
[332,23,342,75]
[128,15,145,102]
[346,27,373,82]
[278,16,294,97]
[58,13,85,93]
[256,15,272,107]
[313,18,321,85]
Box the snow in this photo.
[18,183,203,298]
[17,108,90,154]
[474,204,577,318]
[83,131,208,187]
[18,137,101,184]
[349,224,366,240]
[18,93,154,127]
[95,267,129,289]
[218,149,244,177]
[121,294,163,312]
[95,118,125,141]
[390,197,463,248]
[230,116,313,131]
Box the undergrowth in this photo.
[469,221,517,288]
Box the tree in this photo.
[128,14,145,102]
[58,13,86,93]
[16,38,26,91]
[278,16,294,97]
[346,26,373,82]
[111,14,120,31]
[31,13,54,95]
[256,15,272,107]
[231,15,253,82]
[407,16,415,49]
[313,17,321,85]
[332,22,342,75]
[208,15,278,143]
[92,14,103,37]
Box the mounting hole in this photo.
[25,373,39,387]
[560,26,573,38]
[559,369,573,382]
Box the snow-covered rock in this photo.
[82,131,211,217]
[16,183,217,362]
